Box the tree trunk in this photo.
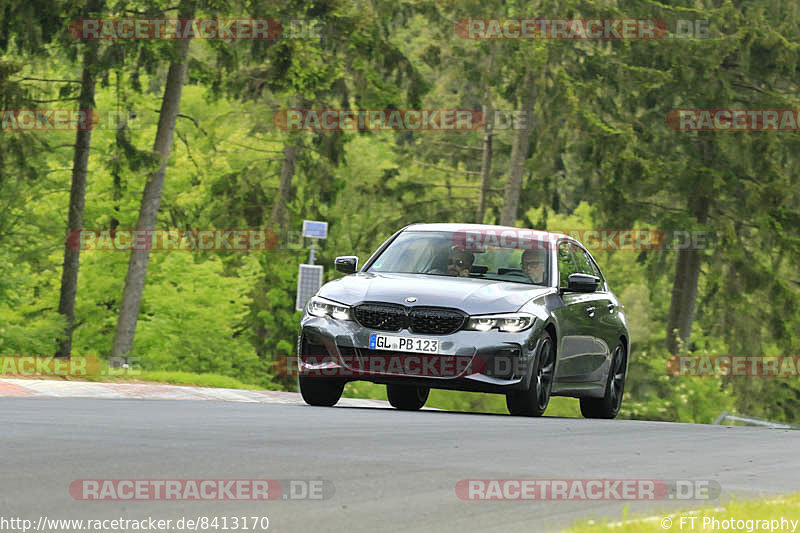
[665,240,703,354]
[111,1,194,359]
[110,103,125,231]
[665,135,713,354]
[476,113,493,223]
[271,141,298,235]
[55,1,102,356]
[475,44,497,224]
[499,69,536,227]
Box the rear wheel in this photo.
[387,384,429,411]
[580,342,627,419]
[299,375,345,407]
[506,331,555,417]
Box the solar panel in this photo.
[302,220,328,239]
[296,264,324,311]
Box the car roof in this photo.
[402,223,572,242]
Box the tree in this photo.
[112,0,196,359]
[56,0,104,356]
[499,67,536,227]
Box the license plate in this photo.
[369,334,439,354]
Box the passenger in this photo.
[521,249,547,284]
[447,248,474,277]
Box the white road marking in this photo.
[0,378,393,408]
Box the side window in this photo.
[583,251,604,281]
[571,245,595,276]
[587,253,607,291]
[557,241,579,287]
[574,246,607,290]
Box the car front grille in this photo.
[352,302,466,335]
[352,303,407,331]
[409,307,466,334]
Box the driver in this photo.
[521,249,547,284]
[447,248,474,277]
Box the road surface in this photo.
[1,387,798,532]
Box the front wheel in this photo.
[299,375,345,407]
[506,331,555,417]
[387,384,429,411]
[580,342,627,419]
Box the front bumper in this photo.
[297,315,543,394]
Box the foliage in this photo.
[1,0,798,422]
[566,492,800,533]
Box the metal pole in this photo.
[309,240,316,265]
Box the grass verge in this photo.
[565,493,800,532]
[1,368,282,391]
[343,381,582,417]
[90,369,283,390]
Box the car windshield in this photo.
[367,230,550,286]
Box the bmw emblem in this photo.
[405,296,417,303]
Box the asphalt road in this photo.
[1,398,799,533]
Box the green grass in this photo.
[0,357,282,391]
[565,493,800,532]
[343,380,582,417]
[93,369,283,390]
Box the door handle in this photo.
[607,303,615,313]
[586,306,596,317]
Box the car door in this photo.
[571,245,613,383]
[552,240,596,382]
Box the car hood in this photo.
[317,272,552,314]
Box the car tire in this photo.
[299,375,345,407]
[386,384,429,411]
[580,342,627,419]
[506,331,556,417]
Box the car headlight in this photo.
[464,313,535,333]
[307,296,352,320]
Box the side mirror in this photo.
[566,273,600,293]
[334,256,358,274]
